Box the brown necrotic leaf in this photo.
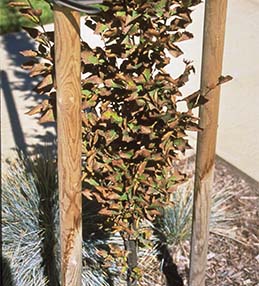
[29,63,50,77]
[218,75,233,85]
[26,100,49,116]
[8,2,28,7]
[34,73,53,94]
[21,60,38,70]
[39,109,55,123]
[20,50,38,57]
[22,26,41,39]
[181,90,209,109]
[166,42,183,57]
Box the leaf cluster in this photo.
[16,0,207,238]
[9,1,56,123]
[80,0,203,238]
[15,0,232,242]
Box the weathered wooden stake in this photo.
[54,6,82,286]
[189,1,228,286]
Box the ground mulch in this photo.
[141,156,259,286]
[174,157,259,286]
[206,157,259,286]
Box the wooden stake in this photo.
[54,6,82,286]
[189,1,228,286]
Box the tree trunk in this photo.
[124,239,138,286]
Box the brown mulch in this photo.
[140,156,259,286]
[175,157,259,286]
[205,157,259,286]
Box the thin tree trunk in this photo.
[124,239,138,286]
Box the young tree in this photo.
[80,1,203,284]
[11,0,230,284]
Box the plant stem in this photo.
[124,239,138,286]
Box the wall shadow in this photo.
[1,70,27,155]
[1,30,56,157]
[1,31,39,97]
